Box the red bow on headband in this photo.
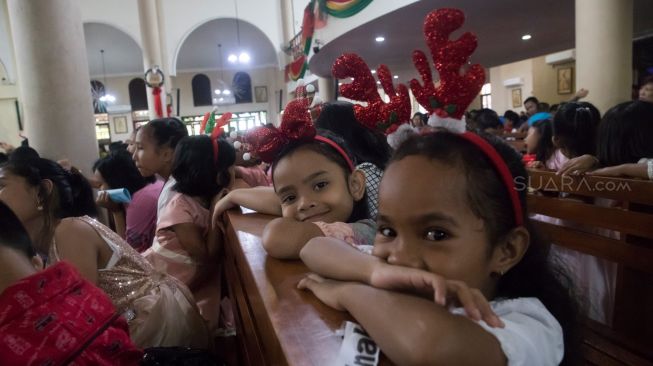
[244,98,315,163]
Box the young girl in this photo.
[0,153,210,349]
[0,201,143,365]
[298,131,579,365]
[524,119,556,168]
[132,118,189,247]
[547,102,600,170]
[93,151,163,251]
[214,100,373,259]
[314,101,391,218]
[144,134,235,329]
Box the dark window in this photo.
[232,72,252,103]
[128,78,148,110]
[90,80,106,114]
[192,74,212,106]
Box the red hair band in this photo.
[314,135,355,171]
[459,132,524,226]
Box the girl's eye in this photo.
[314,181,328,191]
[378,227,396,238]
[281,195,296,204]
[425,229,448,241]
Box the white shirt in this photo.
[451,297,564,366]
[150,177,177,249]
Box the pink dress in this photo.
[144,192,222,331]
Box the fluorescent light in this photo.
[375,36,385,43]
[238,52,250,63]
[521,34,532,40]
[228,54,237,63]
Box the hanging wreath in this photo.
[144,66,165,118]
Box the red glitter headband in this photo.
[314,135,354,171]
[459,132,524,226]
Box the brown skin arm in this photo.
[588,163,649,179]
[53,219,108,284]
[299,278,507,366]
[262,217,324,259]
[300,236,380,282]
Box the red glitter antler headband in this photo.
[411,8,485,131]
[209,112,232,163]
[332,53,411,135]
[244,81,355,170]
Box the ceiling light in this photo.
[521,34,532,40]
[228,54,237,63]
[238,52,250,63]
[371,70,376,74]
[223,89,231,95]
[375,36,385,43]
[393,75,398,79]
[215,89,222,95]
[376,81,381,85]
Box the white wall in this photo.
[78,0,142,47]
[162,0,284,75]
[489,59,534,115]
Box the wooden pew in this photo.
[527,169,653,365]
[222,209,391,365]
[502,131,527,154]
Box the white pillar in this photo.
[575,0,632,114]
[7,0,98,174]
[138,0,167,120]
[318,77,336,102]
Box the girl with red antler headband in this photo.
[298,8,579,366]
[143,114,236,332]
[213,82,375,259]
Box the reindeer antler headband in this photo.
[200,107,232,162]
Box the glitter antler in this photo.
[332,53,410,134]
[410,8,485,120]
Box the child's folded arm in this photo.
[300,236,382,283]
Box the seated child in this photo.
[0,201,142,365]
[214,98,374,259]
[299,132,579,365]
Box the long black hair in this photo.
[0,200,36,258]
[172,135,236,203]
[596,101,653,166]
[1,149,98,251]
[315,101,391,169]
[552,102,600,158]
[142,117,189,150]
[271,129,369,223]
[530,119,556,163]
[392,132,580,365]
[93,151,155,196]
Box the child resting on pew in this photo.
[144,134,236,330]
[0,151,211,349]
[558,100,653,179]
[0,200,143,365]
[213,99,373,259]
[298,131,580,366]
[524,119,555,168]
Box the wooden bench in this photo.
[221,209,391,365]
[527,169,653,365]
[502,131,527,154]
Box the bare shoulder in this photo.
[55,217,104,248]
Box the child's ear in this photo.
[161,147,175,164]
[348,169,367,202]
[489,226,529,276]
[551,135,561,148]
[31,255,44,271]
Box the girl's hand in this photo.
[557,154,598,176]
[297,273,348,311]
[96,191,122,212]
[212,193,237,227]
[369,264,504,328]
[586,165,625,177]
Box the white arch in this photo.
[170,17,279,76]
[82,20,143,50]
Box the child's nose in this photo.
[387,241,424,269]
[298,196,316,211]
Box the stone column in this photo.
[318,76,336,102]
[7,0,98,174]
[575,0,633,114]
